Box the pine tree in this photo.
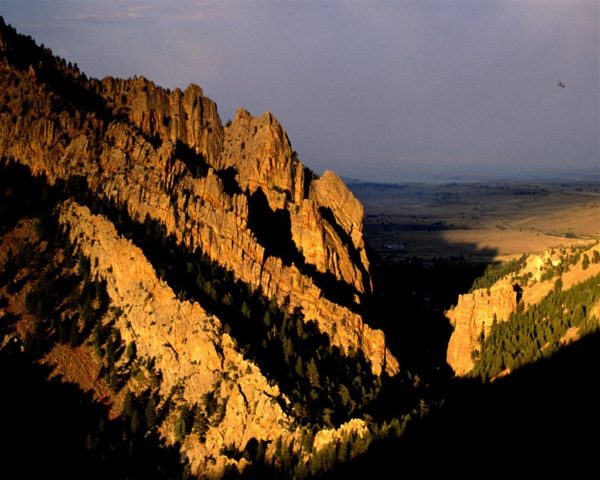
[122,391,136,417]
[554,278,563,292]
[241,301,251,320]
[572,304,585,324]
[306,358,320,388]
[130,409,142,434]
[145,396,158,429]
[174,409,188,443]
[295,356,303,376]
[582,253,590,270]
[262,310,272,327]
[125,341,137,361]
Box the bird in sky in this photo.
[557,81,566,89]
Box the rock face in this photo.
[219,108,302,208]
[59,201,291,477]
[446,283,518,376]
[100,77,224,167]
[0,19,397,375]
[446,244,600,376]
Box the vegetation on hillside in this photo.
[0,160,427,477]
[472,274,600,380]
[468,254,526,292]
[539,244,594,281]
[0,165,191,479]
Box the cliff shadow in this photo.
[0,341,188,480]
[247,187,363,311]
[327,329,600,477]
[364,235,497,380]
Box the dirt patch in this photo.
[41,343,123,416]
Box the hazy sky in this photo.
[1,0,598,182]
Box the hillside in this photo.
[0,18,404,478]
[0,18,397,375]
[447,242,600,376]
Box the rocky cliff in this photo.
[0,18,397,375]
[447,243,600,376]
[446,282,518,376]
[0,191,378,477]
[0,17,408,477]
[59,201,291,477]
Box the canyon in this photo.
[2,16,600,479]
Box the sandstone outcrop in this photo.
[55,201,381,476]
[100,77,224,167]
[446,282,518,376]
[446,243,600,376]
[59,201,291,476]
[313,418,369,453]
[0,19,397,375]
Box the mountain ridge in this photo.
[0,17,403,477]
[0,16,397,376]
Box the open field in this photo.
[350,181,600,261]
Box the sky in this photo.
[1,0,598,182]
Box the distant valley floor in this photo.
[350,181,600,261]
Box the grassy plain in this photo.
[351,181,599,261]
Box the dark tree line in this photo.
[469,254,527,292]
